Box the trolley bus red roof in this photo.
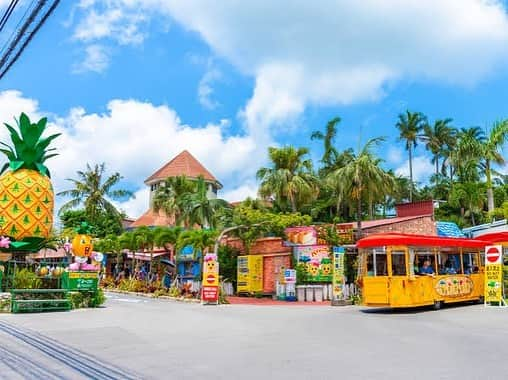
[474,231,508,243]
[356,233,491,248]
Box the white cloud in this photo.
[73,1,148,45]
[221,181,259,203]
[71,1,508,127]
[113,187,149,218]
[156,0,508,132]
[198,64,222,110]
[396,155,434,184]
[387,146,404,165]
[0,91,267,218]
[73,44,110,73]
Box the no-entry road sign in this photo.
[485,245,503,264]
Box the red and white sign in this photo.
[201,286,219,302]
[485,245,503,264]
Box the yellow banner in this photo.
[485,264,503,303]
[68,271,98,279]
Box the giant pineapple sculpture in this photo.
[0,113,60,244]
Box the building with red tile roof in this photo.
[131,150,221,228]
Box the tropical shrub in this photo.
[12,269,42,290]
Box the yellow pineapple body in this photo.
[0,169,53,240]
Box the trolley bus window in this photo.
[391,251,406,276]
[463,251,479,274]
[415,251,437,275]
[366,249,387,276]
[438,252,461,274]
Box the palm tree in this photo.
[257,146,319,212]
[396,111,427,202]
[449,182,486,226]
[311,116,341,168]
[327,137,395,237]
[176,229,218,282]
[422,118,456,176]
[133,226,156,275]
[179,176,230,228]
[152,176,195,226]
[119,231,143,277]
[480,121,508,213]
[154,226,181,262]
[58,163,134,223]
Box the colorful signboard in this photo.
[434,276,474,297]
[294,245,332,282]
[201,253,219,304]
[237,255,263,293]
[485,245,503,304]
[285,227,317,246]
[62,271,99,291]
[178,245,200,261]
[336,224,354,244]
[332,247,345,300]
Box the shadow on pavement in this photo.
[359,301,479,315]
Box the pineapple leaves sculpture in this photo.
[0,113,60,248]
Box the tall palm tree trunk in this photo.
[357,197,363,240]
[408,146,413,202]
[486,161,495,213]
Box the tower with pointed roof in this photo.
[131,150,222,227]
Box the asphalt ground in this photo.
[0,293,507,379]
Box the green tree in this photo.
[327,137,395,237]
[449,182,486,226]
[58,163,134,224]
[179,176,230,228]
[60,209,123,238]
[257,146,319,212]
[480,121,508,213]
[152,175,195,226]
[396,110,427,202]
[311,116,341,168]
[154,226,182,261]
[422,118,456,177]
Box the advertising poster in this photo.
[285,227,317,246]
[332,247,345,300]
[485,245,503,304]
[294,245,332,282]
[202,253,219,304]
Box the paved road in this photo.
[1,293,507,379]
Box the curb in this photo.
[104,289,201,303]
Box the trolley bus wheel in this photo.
[433,301,442,310]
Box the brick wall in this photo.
[225,237,293,294]
[364,216,436,236]
[225,237,292,255]
[262,254,292,294]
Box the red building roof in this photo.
[145,150,219,185]
[337,214,433,230]
[130,209,175,228]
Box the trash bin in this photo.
[277,284,286,300]
[314,285,324,302]
[296,285,305,301]
[305,285,314,302]
[322,284,328,300]
[285,283,297,301]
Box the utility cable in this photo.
[0,0,60,81]
[0,0,19,33]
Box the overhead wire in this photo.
[0,0,60,81]
[0,0,19,33]
[0,0,37,59]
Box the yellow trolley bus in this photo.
[357,233,490,309]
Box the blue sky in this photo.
[1,1,508,219]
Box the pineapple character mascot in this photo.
[0,113,60,250]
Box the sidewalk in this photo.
[227,296,330,306]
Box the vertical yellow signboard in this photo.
[332,247,345,301]
[237,255,263,294]
[485,245,503,304]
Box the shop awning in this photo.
[127,252,169,261]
